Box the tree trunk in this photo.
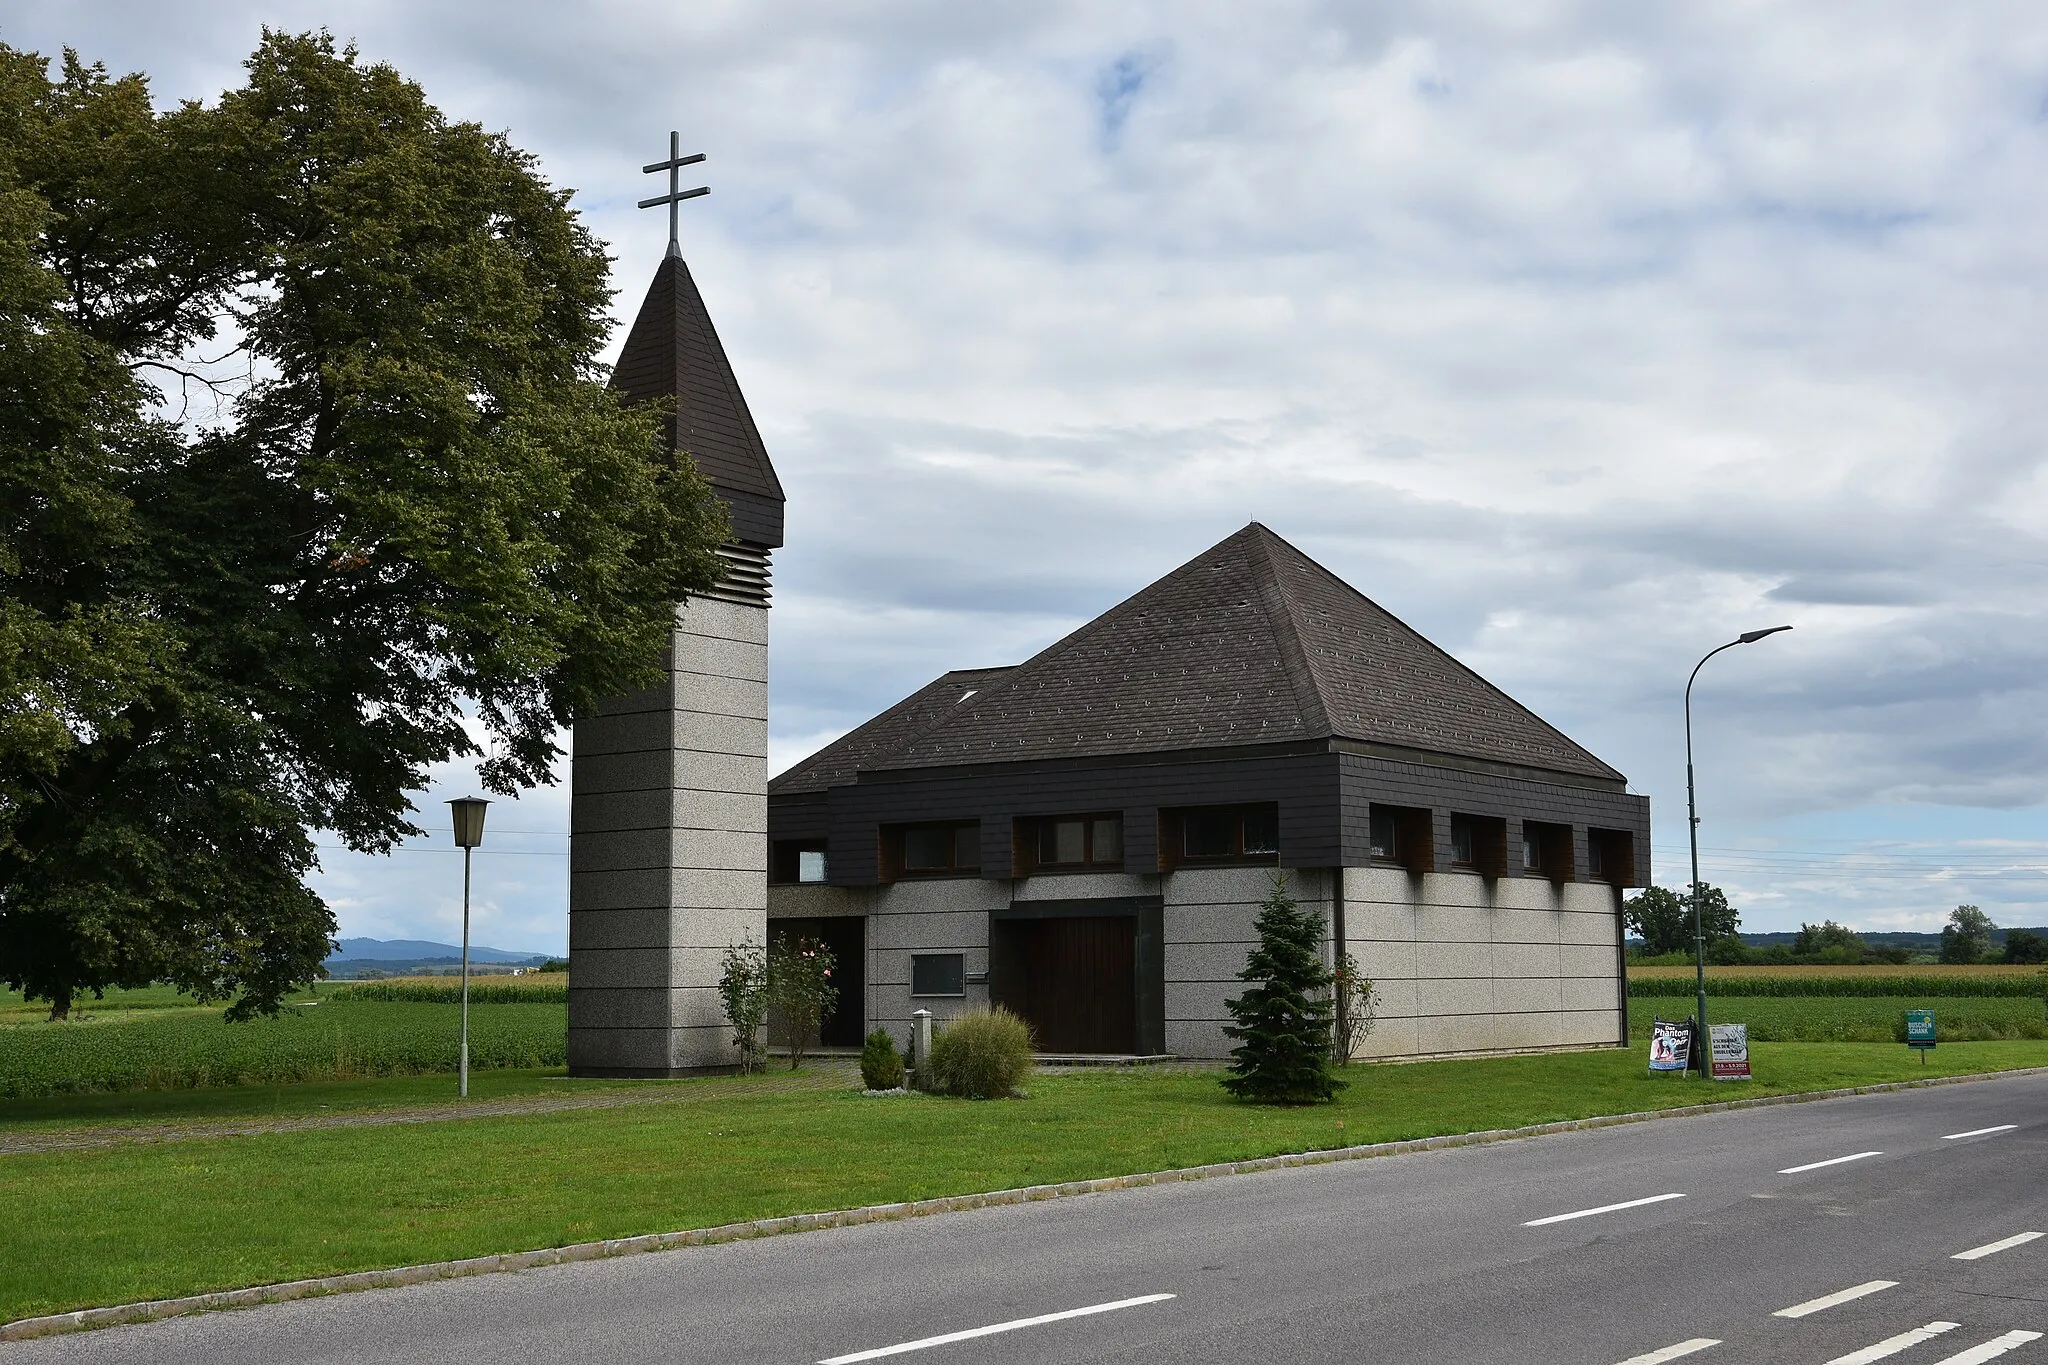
[46,987,72,1022]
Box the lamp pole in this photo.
[448,797,491,1098]
[1684,627,1790,1074]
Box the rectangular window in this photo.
[1588,828,1633,886]
[770,839,830,885]
[911,953,965,997]
[1450,816,1475,867]
[1521,821,1574,881]
[1369,810,1400,861]
[1018,813,1125,873]
[884,821,981,879]
[1166,803,1282,866]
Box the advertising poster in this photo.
[1906,1009,1936,1053]
[1709,1022,1751,1081]
[1649,1019,1691,1073]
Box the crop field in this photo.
[0,1001,567,1099]
[1629,962,2044,982]
[1629,971,2048,999]
[325,973,567,1004]
[1625,994,2048,1043]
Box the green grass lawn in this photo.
[3,1040,2043,1324]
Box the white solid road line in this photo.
[1927,1330,2044,1365]
[1779,1151,1884,1174]
[1942,1125,2019,1140]
[816,1293,1176,1363]
[1824,1321,1962,1364]
[1774,1280,1899,1319]
[1523,1192,1687,1227]
[1613,1339,1719,1364]
[1952,1231,2045,1261]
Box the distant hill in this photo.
[324,938,554,978]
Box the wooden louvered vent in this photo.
[704,540,772,608]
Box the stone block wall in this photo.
[568,596,769,1074]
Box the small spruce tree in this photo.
[1223,873,1343,1103]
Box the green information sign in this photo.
[1906,1009,1936,1061]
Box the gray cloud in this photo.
[20,1,2048,940]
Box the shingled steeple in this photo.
[611,254,785,550]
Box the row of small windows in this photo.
[775,805,1633,885]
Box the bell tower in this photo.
[567,138,784,1074]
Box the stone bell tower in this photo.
[567,140,784,1074]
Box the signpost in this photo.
[1650,1018,1692,1074]
[1709,1022,1751,1081]
[1906,1009,1936,1064]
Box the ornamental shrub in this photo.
[1223,871,1343,1104]
[860,1028,905,1090]
[924,1007,1034,1099]
[716,939,770,1073]
[766,935,838,1071]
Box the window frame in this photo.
[1160,803,1283,870]
[770,839,830,885]
[880,820,982,881]
[910,952,967,998]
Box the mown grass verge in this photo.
[3,1040,2044,1324]
[0,1003,567,1099]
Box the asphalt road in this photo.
[6,1071,2045,1365]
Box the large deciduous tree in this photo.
[1624,883,1740,957]
[0,34,726,1018]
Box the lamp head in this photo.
[448,796,491,849]
[1737,625,1793,645]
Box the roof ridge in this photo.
[1244,524,1334,738]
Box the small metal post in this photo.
[912,1008,933,1082]
[460,845,472,1099]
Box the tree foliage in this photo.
[716,939,770,1074]
[1790,920,1866,962]
[1222,872,1342,1104]
[1940,905,1995,965]
[1624,884,1740,956]
[0,35,726,1018]
[2001,928,2048,966]
[766,935,837,1071]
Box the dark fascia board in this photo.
[837,733,1626,795]
[992,896,1162,920]
[1329,736,1627,793]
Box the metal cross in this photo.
[638,131,708,257]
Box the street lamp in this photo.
[1684,627,1790,1074]
[448,796,490,1098]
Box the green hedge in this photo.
[0,1002,567,1099]
[324,980,567,1004]
[1628,974,2047,999]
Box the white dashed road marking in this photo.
[817,1293,1176,1363]
[1824,1322,1962,1364]
[1774,1281,1898,1319]
[1522,1192,1687,1227]
[1953,1232,2044,1261]
[1612,1339,1719,1364]
[1942,1125,2018,1141]
[1778,1151,1884,1175]
[1926,1330,2044,1365]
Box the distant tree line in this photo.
[1624,888,2046,967]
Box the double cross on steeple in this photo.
[637,132,708,258]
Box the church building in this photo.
[566,160,1650,1073]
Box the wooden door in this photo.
[995,916,1136,1054]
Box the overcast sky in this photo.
[20,3,2048,952]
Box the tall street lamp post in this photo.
[1685,627,1790,1074]
[448,796,491,1098]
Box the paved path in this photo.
[0,1061,863,1155]
[3,1069,2044,1363]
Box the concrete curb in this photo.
[7,1061,2045,1343]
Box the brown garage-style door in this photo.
[992,915,1136,1055]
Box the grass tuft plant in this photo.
[923,1008,1034,1099]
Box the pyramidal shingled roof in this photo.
[611,254,784,548]
[773,524,1622,791]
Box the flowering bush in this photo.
[767,936,838,1070]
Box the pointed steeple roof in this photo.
[611,254,784,548]
[775,524,1622,789]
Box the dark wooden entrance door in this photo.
[766,916,865,1048]
[992,915,1136,1054]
